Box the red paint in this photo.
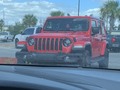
[18,41,27,45]
[100,41,107,56]
[25,16,107,59]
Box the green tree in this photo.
[0,19,4,31]
[100,0,120,32]
[50,11,64,16]
[22,14,37,28]
[7,22,25,35]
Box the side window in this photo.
[36,27,42,33]
[91,20,97,27]
[91,20,98,35]
[23,28,34,35]
[101,22,106,35]
[97,21,102,34]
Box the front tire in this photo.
[99,48,109,68]
[17,48,28,64]
[79,50,91,67]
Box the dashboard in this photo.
[0,65,120,90]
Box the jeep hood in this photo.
[31,32,89,38]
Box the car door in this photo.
[96,21,103,56]
[20,28,34,41]
[100,22,107,54]
[91,20,101,58]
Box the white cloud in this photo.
[0,0,60,25]
[92,0,116,3]
[63,8,100,17]
[0,0,12,4]
[83,8,100,17]
[1,0,117,25]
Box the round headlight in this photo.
[63,38,72,47]
[28,38,35,46]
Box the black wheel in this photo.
[15,39,19,48]
[17,50,27,64]
[17,47,28,64]
[79,50,91,67]
[99,48,109,68]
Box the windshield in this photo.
[23,28,34,35]
[44,18,89,31]
[0,0,120,71]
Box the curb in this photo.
[0,57,17,64]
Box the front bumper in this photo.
[109,43,120,49]
[16,51,82,64]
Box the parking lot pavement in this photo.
[0,47,20,58]
[0,41,15,49]
[0,41,120,69]
[0,41,20,58]
[109,53,120,69]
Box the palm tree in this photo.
[100,0,120,32]
[22,14,37,28]
[50,11,64,16]
[0,19,4,31]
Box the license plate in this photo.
[112,44,119,47]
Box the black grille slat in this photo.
[34,38,38,50]
[59,39,63,50]
[55,38,58,50]
[47,38,50,50]
[51,38,54,50]
[42,38,46,50]
[34,38,63,51]
[38,38,42,50]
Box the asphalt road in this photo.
[0,41,20,58]
[0,47,20,58]
[0,41,120,69]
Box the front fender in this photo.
[72,41,91,51]
[73,41,91,47]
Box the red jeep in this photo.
[16,16,109,68]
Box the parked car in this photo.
[16,16,109,68]
[0,31,14,42]
[107,30,120,52]
[14,26,42,48]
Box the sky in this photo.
[0,0,120,25]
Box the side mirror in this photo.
[92,27,99,35]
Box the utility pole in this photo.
[78,0,80,16]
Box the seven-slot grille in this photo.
[34,38,63,51]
